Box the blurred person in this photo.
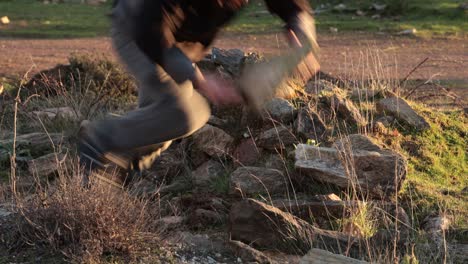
[78,0,318,188]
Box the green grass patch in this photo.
[399,107,467,228]
[0,0,111,38]
[226,0,467,38]
[0,0,465,39]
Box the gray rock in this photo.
[212,48,245,76]
[257,126,296,150]
[295,107,327,141]
[27,152,67,176]
[32,107,80,121]
[295,144,407,198]
[192,160,226,190]
[233,138,262,167]
[191,124,234,158]
[189,208,225,228]
[305,79,336,94]
[229,199,361,254]
[422,214,451,234]
[272,198,360,221]
[0,132,64,153]
[229,167,286,196]
[328,93,367,126]
[397,28,417,36]
[334,134,382,152]
[264,98,296,123]
[263,154,285,172]
[229,240,271,264]
[376,97,429,131]
[157,216,185,232]
[149,147,184,180]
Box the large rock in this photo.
[229,199,361,254]
[257,126,296,150]
[211,48,245,76]
[192,160,225,190]
[229,167,286,196]
[191,124,234,158]
[264,98,297,123]
[0,132,64,152]
[326,92,367,126]
[295,144,406,198]
[376,97,429,131]
[295,107,327,141]
[27,152,67,176]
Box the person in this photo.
[78,0,318,188]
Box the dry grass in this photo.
[8,161,160,263]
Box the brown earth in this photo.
[0,32,466,101]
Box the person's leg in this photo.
[79,5,211,184]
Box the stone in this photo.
[295,107,327,141]
[422,214,451,234]
[305,79,336,94]
[328,92,367,126]
[212,48,245,76]
[192,160,226,190]
[229,199,361,255]
[189,209,225,228]
[196,55,217,72]
[27,152,67,176]
[376,97,429,131]
[397,28,417,36]
[157,216,185,231]
[0,132,64,152]
[229,167,286,196]
[0,16,10,25]
[263,154,285,172]
[371,3,387,11]
[229,240,271,264]
[334,134,382,152]
[264,98,296,123]
[149,147,184,180]
[257,126,296,150]
[32,107,80,121]
[191,124,234,158]
[207,115,227,127]
[300,248,368,264]
[233,138,262,166]
[295,144,407,198]
[272,199,360,221]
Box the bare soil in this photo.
[0,32,466,100]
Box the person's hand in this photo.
[193,69,242,106]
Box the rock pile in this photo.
[2,47,436,262]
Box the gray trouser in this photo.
[86,7,211,171]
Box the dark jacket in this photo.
[118,0,312,83]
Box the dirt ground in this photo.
[0,32,466,100]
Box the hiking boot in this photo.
[78,120,135,188]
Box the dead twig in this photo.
[398,57,429,89]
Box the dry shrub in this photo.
[23,54,136,104]
[13,166,159,263]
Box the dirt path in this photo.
[1,32,466,98]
